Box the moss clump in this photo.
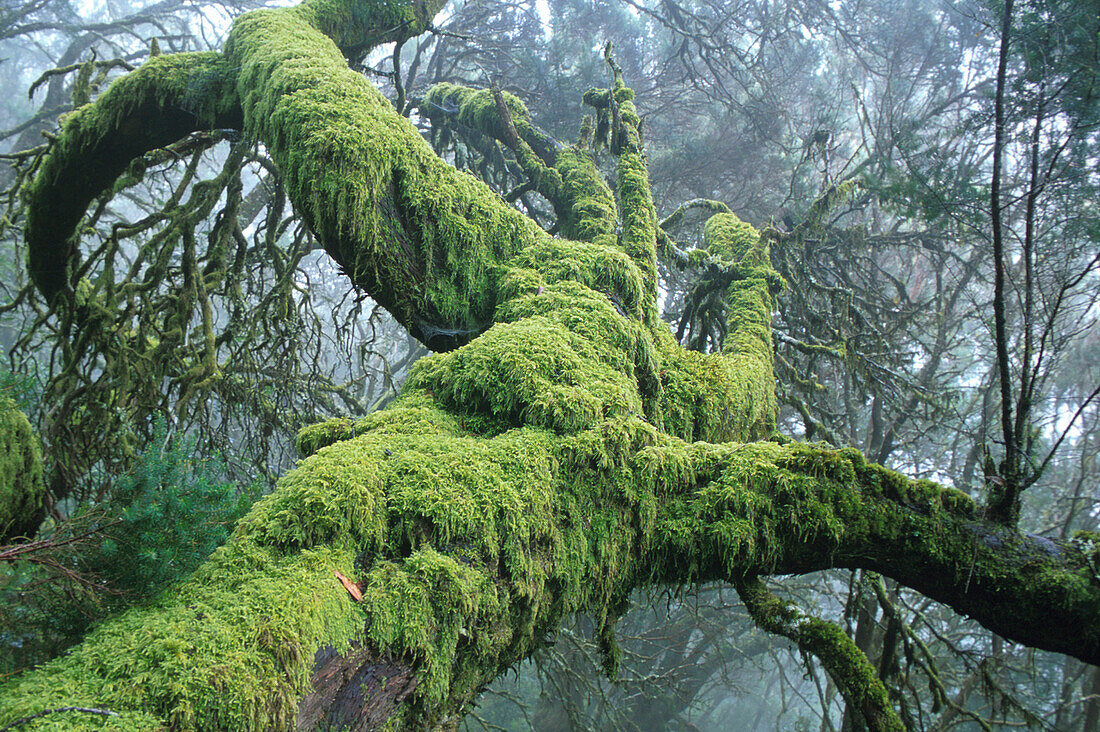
[704,212,760,262]
[654,214,779,443]
[407,314,642,434]
[233,398,654,722]
[2,408,1095,728]
[502,238,646,320]
[0,542,364,730]
[0,397,44,541]
[423,83,542,155]
[296,417,355,458]
[553,146,618,246]
[292,0,446,59]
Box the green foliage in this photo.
[0,370,39,414]
[0,423,255,673]
[1,3,794,719]
[80,424,257,607]
[6,0,1099,728]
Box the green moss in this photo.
[736,577,904,731]
[554,146,617,245]
[407,315,642,434]
[424,84,538,151]
[358,549,501,706]
[25,51,242,303]
[616,147,658,323]
[502,238,646,320]
[0,542,364,730]
[0,397,44,540]
[3,407,1093,728]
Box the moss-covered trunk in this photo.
[4,1,1100,730]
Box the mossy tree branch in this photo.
[421,83,620,253]
[6,1,1100,730]
[735,576,904,731]
[25,52,243,304]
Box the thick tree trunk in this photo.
[4,1,1100,730]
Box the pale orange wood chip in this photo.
[334,570,363,601]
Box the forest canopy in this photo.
[0,0,1098,729]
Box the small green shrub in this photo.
[0,423,257,671]
[80,426,258,606]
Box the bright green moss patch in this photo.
[502,237,645,319]
[554,146,618,245]
[295,395,471,458]
[649,441,989,589]
[296,417,355,457]
[224,6,550,344]
[615,148,658,322]
[704,212,760,262]
[408,316,642,434]
[236,403,651,721]
[358,550,502,707]
[654,441,843,577]
[1,408,1091,728]
[238,437,391,551]
[292,0,446,58]
[424,83,537,149]
[655,327,776,444]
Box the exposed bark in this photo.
[297,646,417,731]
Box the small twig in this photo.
[426,22,473,41]
[28,57,134,99]
[392,39,406,117]
[0,518,121,562]
[0,706,118,731]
